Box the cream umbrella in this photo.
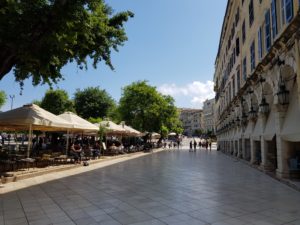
[96,121,127,135]
[120,124,141,137]
[0,104,74,157]
[151,132,161,139]
[58,112,99,152]
[58,112,99,132]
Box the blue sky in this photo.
[0,0,227,111]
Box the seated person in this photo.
[70,143,82,163]
[92,142,101,158]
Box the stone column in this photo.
[241,137,245,159]
[260,138,268,169]
[276,136,290,178]
[274,110,289,178]
[237,137,241,158]
[295,40,300,104]
[260,113,269,170]
[250,138,256,164]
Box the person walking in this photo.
[209,138,212,151]
[205,139,209,150]
[189,140,193,151]
[193,140,197,152]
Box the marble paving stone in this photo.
[0,149,300,225]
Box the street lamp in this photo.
[277,75,289,105]
[242,112,248,125]
[236,116,241,126]
[9,95,15,110]
[259,97,270,114]
[248,105,257,120]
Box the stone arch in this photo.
[284,53,297,74]
[263,82,274,105]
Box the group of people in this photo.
[189,139,212,151]
[162,140,181,149]
[70,141,101,164]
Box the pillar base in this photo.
[260,164,276,172]
[276,170,290,179]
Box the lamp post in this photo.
[9,94,15,110]
[277,75,289,105]
[259,97,270,114]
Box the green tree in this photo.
[87,117,102,124]
[160,125,169,138]
[193,129,203,137]
[32,100,41,106]
[118,81,183,133]
[74,87,115,119]
[40,89,74,115]
[0,90,6,109]
[0,1,133,87]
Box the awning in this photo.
[58,112,99,132]
[0,104,73,131]
[281,86,300,142]
[252,118,263,141]
[263,109,275,141]
[243,122,253,139]
[96,121,127,135]
[120,124,142,137]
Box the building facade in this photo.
[178,108,203,136]
[214,0,300,178]
[202,99,215,134]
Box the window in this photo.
[271,0,278,39]
[242,57,247,81]
[285,0,293,22]
[249,0,254,26]
[233,49,236,65]
[258,27,263,60]
[250,41,256,71]
[236,38,240,56]
[265,9,271,52]
[235,8,240,27]
[242,20,246,43]
[229,84,232,102]
[232,77,236,96]
[281,0,286,25]
[237,66,241,90]
[282,0,294,25]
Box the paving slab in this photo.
[0,148,300,225]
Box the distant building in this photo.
[178,108,203,136]
[202,99,215,134]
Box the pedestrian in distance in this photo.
[209,139,212,151]
[189,141,193,152]
[193,140,197,152]
[205,140,209,150]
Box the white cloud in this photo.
[158,80,215,108]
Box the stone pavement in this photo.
[1,148,300,225]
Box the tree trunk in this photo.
[0,48,16,80]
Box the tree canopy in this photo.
[40,89,74,115]
[0,90,6,109]
[74,87,115,119]
[0,0,133,88]
[118,81,183,134]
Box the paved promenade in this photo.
[1,148,300,225]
